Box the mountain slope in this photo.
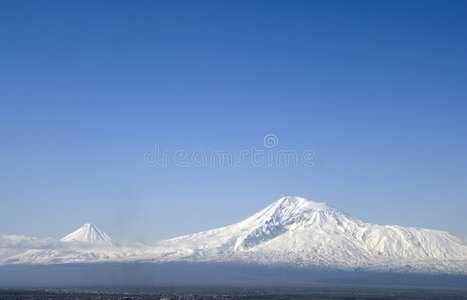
[156,196,467,272]
[3,197,467,273]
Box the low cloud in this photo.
[0,235,61,249]
[0,235,64,263]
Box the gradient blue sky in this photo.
[1,0,466,241]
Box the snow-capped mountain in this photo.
[3,197,467,274]
[156,196,467,272]
[60,223,111,244]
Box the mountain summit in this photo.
[231,196,346,250]
[60,223,111,243]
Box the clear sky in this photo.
[1,0,466,241]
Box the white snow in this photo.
[2,196,467,274]
[60,223,111,243]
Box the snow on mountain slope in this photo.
[2,224,114,264]
[60,223,111,243]
[3,197,467,273]
[155,196,467,271]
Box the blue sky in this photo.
[1,0,466,241]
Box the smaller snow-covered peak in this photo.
[61,223,111,244]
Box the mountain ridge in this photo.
[2,196,466,274]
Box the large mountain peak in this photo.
[61,223,111,243]
[233,196,345,251]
